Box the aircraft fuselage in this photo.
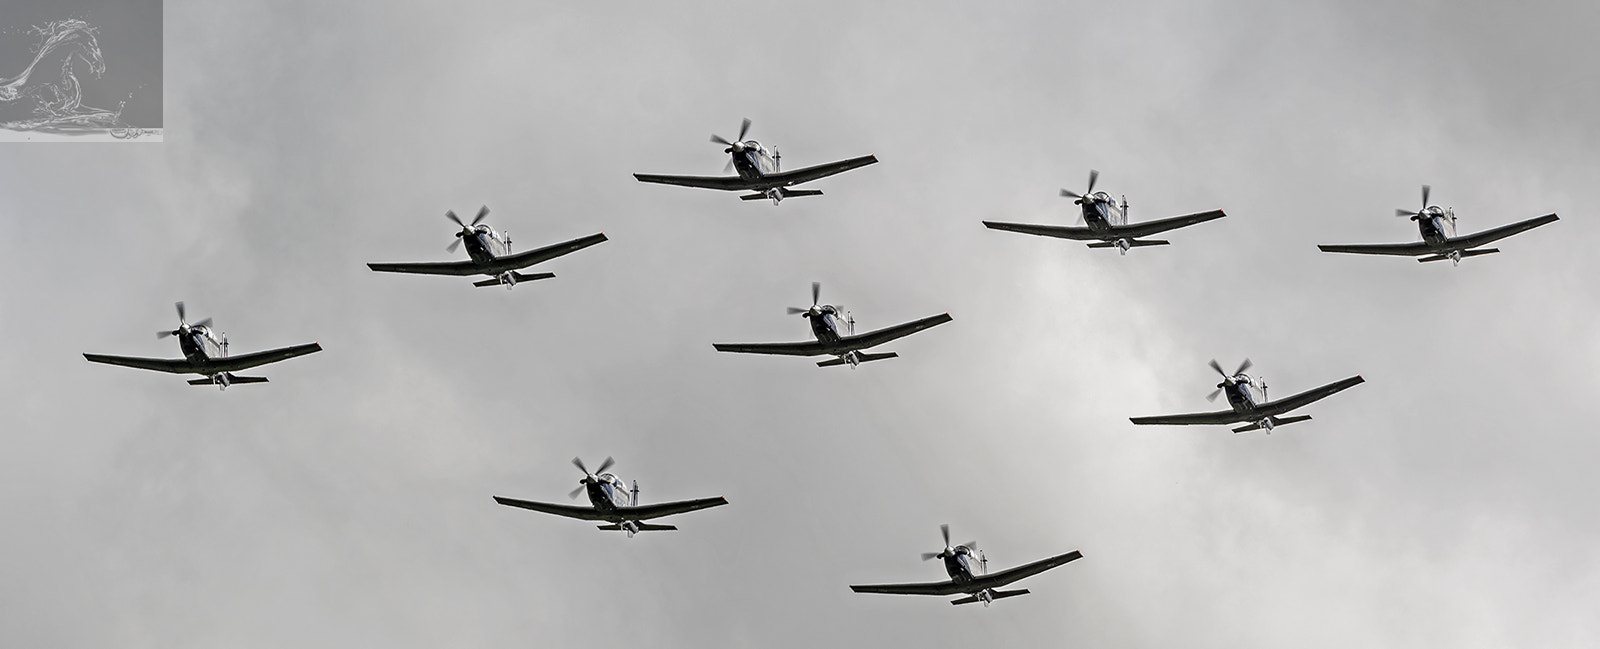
[460,226,510,265]
[728,140,778,182]
[942,547,981,584]
[1079,192,1126,233]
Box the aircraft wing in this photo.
[1453,213,1558,249]
[712,340,829,356]
[837,313,953,350]
[761,155,879,187]
[368,259,487,276]
[201,343,324,373]
[1129,408,1245,426]
[478,233,608,274]
[968,550,1084,590]
[1256,375,1364,418]
[492,497,610,521]
[1316,241,1434,257]
[620,496,729,521]
[982,221,1099,240]
[368,233,607,277]
[83,353,198,374]
[850,579,965,597]
[632,173,753,191]
[1112,210,1227,239]
[83,343,321,375]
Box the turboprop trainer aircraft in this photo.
[1130,359,1363,433]
[367,206,607,289]
[633,118,878,204]
[850,524,1083,607]
[493,457,728,537]
[712,282,952,368]
[1317,185,1558,265]
[983,170,1227,254]
[83,302,322,390]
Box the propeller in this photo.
[158,301,211,339]
[711,118,753,173]
[710,117,753,151]
[787,281,837,317]
[1207,358,1252,400]
[1395,184,1431,219]
[446,206,490,253]
[1061,169,1101,224]
[921,523,954,561]
[568,456,616,500]
[1060,169,1101,203]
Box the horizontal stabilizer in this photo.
[740,188,825,201]
[188,374,269,386]
[1233,414,1313,433]
[950,589,1030,605]
[1087,239,1169,248]
[1419,248,1499,263]
[472,271,556,287]
[597,523,678,532]
[817,351,899,367]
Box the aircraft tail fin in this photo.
[1232,414,1313,433]
[188,374,269,386]
[1418,248,1498,263]
[1086,239,1169,249]
[473,272,556,287]
[740,188,824,201]
[597,523,678,532]
[950,589,1030,605]
[817,352,898,367]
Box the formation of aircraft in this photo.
[712,282,952,368]
[633,119,878,205]
[83,117,1573,617]
[983,170,1228,254]
[1318,185,1559,265]
[850,524,1084,607]
[492,457,728,537]
[1130,359,1364,433]
[367,206,608,289]
[82,302,322,390]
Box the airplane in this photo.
[633,118,878,205]
[711,282,952,368]
[982,170,1227,254]
[83,301,322,390]
[1129,359,1363,433]
[492,457,728,537]
[1317,185,1559,265]
[367,206,607,289]
[850,524,1083,607]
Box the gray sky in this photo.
[3,0,1598,647]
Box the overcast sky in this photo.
[3,1,1598,647]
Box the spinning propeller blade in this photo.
[711,118,753,148]
[1207,388,1223,402]
[446,209,465,228]
[1234,358,1252,376]
[789,282,823,316]
[175,301,186,323]
[1397,184,1431,218]
[1060,169,1101,210]
[471,205,489,227]
[1208,359,1226,377]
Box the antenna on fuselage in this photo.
[847,311,855,335]
[1120,194,1129,226]
[631,480,640,507]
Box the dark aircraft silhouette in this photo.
[1130,359,1363,433]
[712,282,951,368]
[493,457,728,537]
[367,206,607,289]
[983,170,1226,254]
[634,118,877,204]
[1318,185,1558,265]
[850,524,1083,607]
[83,302,321,390]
